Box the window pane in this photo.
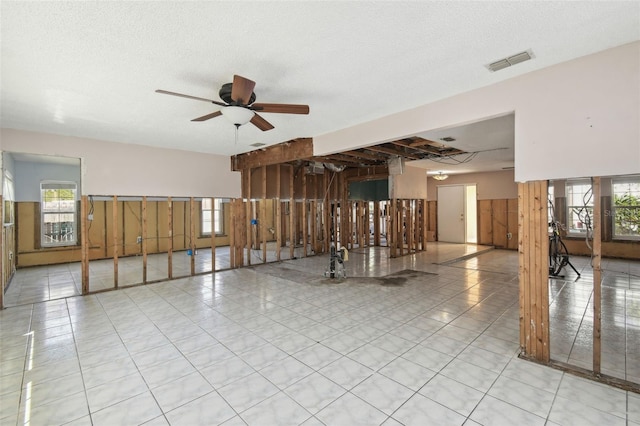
[43,213,75,243]
[202,210,212,234]
[613,179,640,238]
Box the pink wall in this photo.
[390,165,428,199]
[314,42,640,182]
[426,170,517,201]
[0,129,241,197]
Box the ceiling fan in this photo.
[156,75,309,131]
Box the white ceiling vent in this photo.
[486,50,534,72]
[250,142,266,147]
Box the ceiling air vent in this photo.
[486,49,533,72]
[440,136,456,142]
[250,142,266,147]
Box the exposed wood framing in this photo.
[142,196,148,283]
[303,171,308,257]
[113,195,119,288]
[290,165,295,259]
[81,195,89,294]
[592,177,602,373]
[245,170,252,265]
[211,198,216,272]
[262,166,267,263]
[373,202,381,246]
[276,165,282,261]
[0,195,3,309]
[518,181,549,362]
[168,197,173,279]
[190,197,196,275]
[231,138,313,171]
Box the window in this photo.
[41,182,77,246]
[612,177,640,239]
[566,180,593,235]
[201,198,224,235]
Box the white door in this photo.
[437,185,465,243]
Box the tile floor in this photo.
[0,244,638,425]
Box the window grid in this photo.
[612,178,640,239]
[41,182,77,246]
[566,180,593,235]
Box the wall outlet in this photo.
[137,236,142,244]
[88,214,93,221]
[507,232,512,240]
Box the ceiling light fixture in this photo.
[220,106,254,126]
[432,172,449,181]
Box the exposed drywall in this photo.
[427,170,517,201]
[315,42,640,182]
[0,129,241,198]
[390,165,428,199]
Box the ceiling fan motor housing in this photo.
[219,82,256,105]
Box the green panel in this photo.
[348,179,389,201]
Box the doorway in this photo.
[437,184,477,243]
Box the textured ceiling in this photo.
[1,1,639,168]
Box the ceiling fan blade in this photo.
[191,111,222,122]
[231,75,256,105]
[251,103,309,114]
[156,90,227,107]
[250,113,275,131]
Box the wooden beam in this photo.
[0,195,3,309]
[262,166,267,263]
[302,173,308,257]
[374,202,380,246]
[246,170,252,265]
[142,196,148,283]
[365,145,422,160]
[81,195,89,294]
[190,197,195,275]
[592,177,602,374]
[518,181,550,362]
[341,150,387,162]
[231,138,313,171]
[113,196,119,288]
[168,197,173,279]
[211,198,216,272]
[276,165,282,261]
[290,165,295,259]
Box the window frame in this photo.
[200,198,225,237]
[565,179,594,236]
[40,181,78,247]
[611,176,640,240]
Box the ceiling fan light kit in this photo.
[221,106,254,126]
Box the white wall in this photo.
[314,42,640,182]
[0,129,241,198]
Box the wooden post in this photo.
[211,198,216,272]
[246,170,252,265]
[407,200,413,254]
[262,166,267,263]
[398,200,404,256]
[113,195,119,288]
[518,181,549,361]
[389,199,397,258]
[142,196,148,283]
[190,197,196,275]
[290,165,295,259]
[168,197,173,278]
[592,177,602,373]
[229,199,236,268]
[0,195,3,309]
[276,166,282,261]
[373,202,381,246]
[81,195,89,294]
[323,170,330,252]
[422,199,428,251]
[303,172,308,257]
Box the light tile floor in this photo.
[0,244,638,425]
